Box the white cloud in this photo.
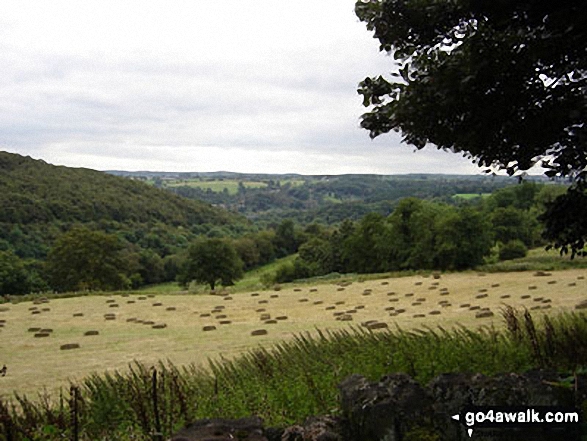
[0,0,488,175]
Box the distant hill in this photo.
[0,151,247,258]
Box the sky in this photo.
[0,0,487,175]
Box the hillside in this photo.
[0,152,240,227]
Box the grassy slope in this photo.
[2,263,586,398]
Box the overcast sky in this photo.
[0,0,486,175]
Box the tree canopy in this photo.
[355,0,586,254]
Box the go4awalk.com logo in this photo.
[451,406,581,438]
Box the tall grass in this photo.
[2,310,587,440]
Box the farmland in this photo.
[1,267,586,399]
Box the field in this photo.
[1,267,586,399]
[452,193,492,200]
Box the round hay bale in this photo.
[127,300,136,304]
[325,306,335,310]
[219,320,231,325]
[413,314,426,318]
[542,304,552,309]
[251,329,268,336]
[109,304,119,308]
[528,286,538,290]
[460,303,470,308]
[384,306,395,311]
[270,294,279,298]
[138,296,147,300]
[381,281,389,285]
[441,303,452,307]
[29,306,38,311]
[73,313,84,317]
[346,309,357,314]
[387,292,396,296]
[251,293,260,297]
[500,295,511,299]
[362,291,371,296]
[569,282,577,287]
[475,310,494,318]
[542,299,552,303]
[335,301,345,305]
[34,332,50,338]
[416,297,426,302]
[298,298,309,302]
[389,298,399,303]
[478,288,488,293]
[533,297,544,302]
[223,296,233,301]
[475,294,488,299]
[469,306,480,310]
[313,300,324,305]
[60,343,80,350]
[521,295,531,299]
[337,287,345,291]
[31,310,41,315]
[429,310,441,315]
[152,324,167,329]
[152,302,163,307]
[294,288,302,292]
[395,308,406,314]
[84,330,99,336]
[273,285,282,291]
[415,282,423,286]
[547,280,557,284]
[440,291,450,296]
[356,305,365,309]
[126,318,137,322]
[41,308,50,312]
[147,294,155,298]
[411,302,422,306]
[310,288,318,292]
[255,308,266,313]
[264,319,278,324]
[258,300,268,304]
[203,325,216,331]
[338,314,353,321]
[106,299,116,303]
[105,316,116,320]
[121,293,130,297]
[200,313,211,317]
[28,327,41,332]
[579,276,585,280]
[333,312,344,317]
[405,293,414,297]
[276,316,288,320]
[215,314,227,319]
[40,328,53,333]
[166,307,177,311]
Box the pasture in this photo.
[164,179,268,194]
[1,268,586,399]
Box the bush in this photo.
[499,240,528,261]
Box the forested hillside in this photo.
[0,152,248,294]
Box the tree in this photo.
[179,238,243,290]
[356,0,587,254]
[45,226,129,292]
[0,250,31,295]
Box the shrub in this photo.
[499,240,528,261]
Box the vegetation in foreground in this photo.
[2,308,587,440]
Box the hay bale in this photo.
[73,313,84,317]
[579,276,585,280]
[84,330,99,336]
[337,287,345,291]
[542,299,552,303]
[270,294,279,298]
[547,280,557,285]
[432,273,441,280]
[569,282,577,287]
[441,303,452,307]
[251,293,260,297]
[528,286,538,290]
[223,296,233,301]
[396,308,406,314]
[255,308,266,312]
[106,299,116,303]
[534,271,551,277]
[121,293,130,297]
[500,295,511,299]
[356,305,365,309]
[335,301,345,305]
[203,325,216,331]
[460,303,470,308]
[152,323,167,329]
[138,296,147,300]
[491,283,501,288]
[109,304,119,308]
[346,309,357,314]
[152,302,163,307]
[28,327,41,332]
[411,302,422,306]
[127,300,136,304]
[533,297,544,302]
[215,314,227,319]
[381,281,389,285]
[475,294,488,299]
[60,343,80,350]
[251,329,268,336]
[405,293,414,297]
[29,306,38,311]
[294,288,302,292]
[147,294,155,298]
[362,291,371,296]
[387,292,396,296]
[440,288,449,292]
[469,306,480,310]
[416,297,426,302]
[31,310,41,315]
[166,307,177,311]
[298,298,309,302]
[367,322,389,330]
[413,314,426,318]
[310,288,318,292]
[575,301,587,310]
[40,328,53,333]
[219,320,232,325]
[429,310,441,315]
[200,313,211,317]
[530,305,541,311]
[258,300,268,304]
[34,333,50,338]
[313,300,324,305]
[415,282,423,286]
[276,316,288,320]
[521,295,531,299]
[105,316,116,320]
[337,314,353,321]
[325,306,335,310]
[440,291,450,296]
[333,312,345,317]
[143,321,155,325]
[0,307,9,312]
[264,319,278,324]
[260,313,271,320]
[542,305,552,310]
[126,318,137,322]
[273,285,281,291]
[389,298,399,303]
[475,310,494,318]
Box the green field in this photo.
[452,193,492,200]
[164,179,268,194]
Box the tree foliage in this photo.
[356,0,587,254]
[179,238,244,290]
[45,226,129,292]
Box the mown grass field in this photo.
[163,179,268,194]
[1,266,586,400]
